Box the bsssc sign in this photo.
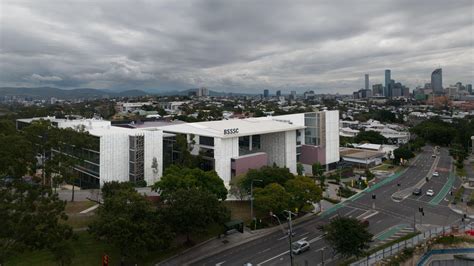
[223,128,239,135]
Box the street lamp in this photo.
[250,179,263,230]
[270,213,287,235]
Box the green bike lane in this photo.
[320,168,409,218]
[428,173,455,206]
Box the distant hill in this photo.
[0,86,256,100]
[0,87,151,99]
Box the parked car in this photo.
[432,172,439,177]
[292,240,310,255]
[426,189,435,196]
[413,188,422,196]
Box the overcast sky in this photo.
[0,0,473,94]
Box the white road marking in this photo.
[299,232,310,237]
[258,248,271,254]
[257,250,289,265]
[345,208,359,217]
[215,261,226,266]
[361,211,379,220]
[356,210,372,219]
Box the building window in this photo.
[252,135,261,149]
[199,136,214,147]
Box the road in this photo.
[192,146,462,266]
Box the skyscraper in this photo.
[431,68,443,94]
[365,74,369,91]
[263,89,269,98]
[372,84,383,96]
[276,90,281,97]
[384,70,391,97]
[290,90,297,100]
[467,84,473,94]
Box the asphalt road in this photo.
[192,146,462,266]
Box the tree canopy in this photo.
[0,180,73,264]
[253,183,291,215]
[89,182,173,262]
[354,130,388,144]
[161,187,230,243]
[153,165,228,200]
[240,165,294,192]
[285,176,322,212]
[393,146,415,165]
[320,216,373,258]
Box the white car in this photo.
[432,172,439,177]
[292,240,310,255]
[426,189,435,196]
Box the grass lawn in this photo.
[372,164,397,172]
[62,201,98,229]
[64,201,97,214]
[6,201,250,265]
[6,224,225,266]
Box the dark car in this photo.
[413,188,422,196]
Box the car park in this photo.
[413,188,422,196]
[292,240,310,255]
[426,189,435,196]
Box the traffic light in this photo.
[464,214,467,219]
[397,183,400,187]
[102,254,109,266]
[418,207,423,213]
[372,194,376,200]
[425,177,429,182]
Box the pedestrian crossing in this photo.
[373,224,413,245]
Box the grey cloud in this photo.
[0,0,472,93]
[27,74,63,82]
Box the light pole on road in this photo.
[283,210,297,266]
[250,179,263,230]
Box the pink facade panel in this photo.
[300,144,326,165]
[232,153,268,176]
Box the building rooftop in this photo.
[340,148,385,159]
[160,118,305,138]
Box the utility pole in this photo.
[321,247,325,266]
[250,179,263,230]
[284,210,296,266]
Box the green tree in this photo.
[89,182,173,263]
[0,180,74,264]
[0,134,35,178]
[50,241,75,266]
[161,187,230,244]
[229,174,247,200]
[312,162,325,189]
[253,183,291,215]
[240,166,294,192]
[320,217,373,258]
[285,176,322,212]
[354,131,388,144]
[296,163,304,176]
[393,146,415,165]
[0,119,16,136]
[153,165,227,200]
[22,120,55,184]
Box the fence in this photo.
[350,223,474,266]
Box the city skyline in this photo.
[0,0,472,93]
